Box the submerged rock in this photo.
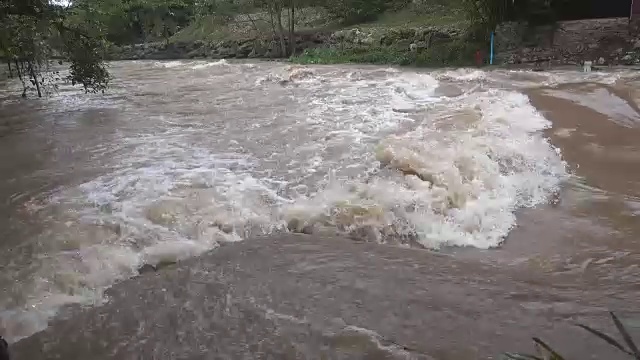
[138,260,178,275]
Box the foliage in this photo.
[504,312,640,360]
[460,0,511,38]
[64,31,111,93]
[0,0,111,97]
[414,40,480,67]
[70,0,196,45]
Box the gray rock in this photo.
[137,264,157,274]
[236,42,253,58]
[415,41,427,49]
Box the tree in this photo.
[254,0,288,56]
[255,0,305,57]
[0,0,111,97]
[71,0,196,45]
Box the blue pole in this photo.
[490,32,495,65]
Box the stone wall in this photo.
[496,18,640,65]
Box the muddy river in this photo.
[0,61,639,359]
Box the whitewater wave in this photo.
[435,68,487,82]
[285,83,567,248]
[191,59,229,69]
[255,65,319,85]
[0,61,574,341]
[153,60,186,68]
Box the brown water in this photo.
[1,61,639,358]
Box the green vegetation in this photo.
[504,312,640,360]
[170,0,469,44]
[362,5,467,29]
[292,38,482,67]
[1,0,601,97]
[0,0,110,97]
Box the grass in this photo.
[358,3,468,29]
[170,16,234,43]
[171,7,333,43]
[168,1,477,68]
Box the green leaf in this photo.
[575,323,633,356]
[610,312,640,359]
[532,338,566,360]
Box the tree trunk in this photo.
[288,0,295,56]
[6,59,13,78]
[14,60,27,97]
[27,61,42,98]
[266,3,279,54]
[14,60,23,81]
[273,2,287,57]
[246,13,260,34]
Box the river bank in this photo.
[106,25,479,67]
[106,17,640,68]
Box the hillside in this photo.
[169,1,467,44]
[108,0,481,67]
[105,0,640,68]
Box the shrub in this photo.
[413,40,481,67]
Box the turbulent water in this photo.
[1,60,639,343]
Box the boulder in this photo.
[393,39,412,51]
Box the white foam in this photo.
[255,66,318,85]
[2,140,287,341]
[154,60,187,68]
[436,68,487,82]
[285,79,567,249]
[191,59,229,69]
[2,64,571,341]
